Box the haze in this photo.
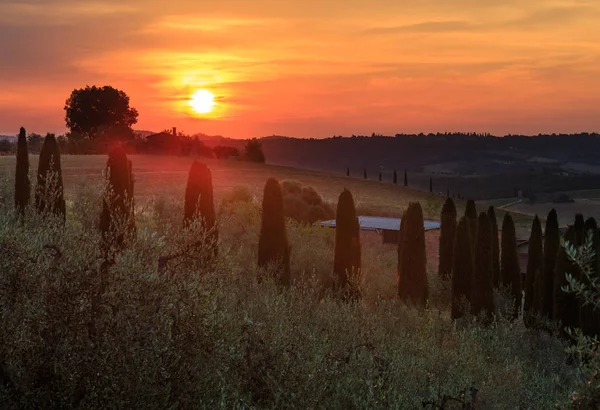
[1,0,599,138]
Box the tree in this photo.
[472,212,495,320]
[580,218,599,337]
[258,178,290,286]
[404,170,408,187]
[465,200,478,249]
[553,226,580,335]
[487,206,500,287]
[524,216,543,327]
[393,170,397,185]
[27,132,43,153]
[429,177,433,193]
[363,168,367,179]
[99,146,136,248]
[334,189,361,300]
[541,209,560,318]
[15,127,30,215]
[447,188,450,197]
[452,216,474,320]
[439,197,457,279]
[575,214,585,246]
[346,167,350,177]
[378,171,382,182]
[183,161,218,255]
[398,202,428,307]
[501,213,521,318]
[35,134,65,220]
[245,138,266,163]
[64,85,139,141]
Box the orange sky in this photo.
[1,0,599,138]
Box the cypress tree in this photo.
[378,171,382,182]
[183,161,218,254]
[99,146,135,247]
[429,177,433,193]
[501,213,521,318]
[363,168,367,179]
[580,218,599,336]
[15,127,30,215]
[334,189,361,300]
[447,188,450,197]
[258,178,291,286]
[472,212,495,319]
[398,202,428,307]
[439,197,457,279]
[465,200,478,249]
[397,210,407,276]
[393,170,397,185]
[574,214,585,246]
[35,133,65,220]
[346,167,350,177]
[553,227,580,335]
[541,209,560,318]
[404,170,408,187]
[451,216,474,320]
[524,216,543,327]
[487,206,500,287]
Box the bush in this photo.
[280,181,332,224]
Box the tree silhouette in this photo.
[346,167,350,177]
[472,212,495,320]
[465,200,478,250]
[439,197,457,279]
[429,177,433,193]
[541,209,559,318]
[393,170,397,184]
[398,202,428,307]
[363,168,367,179]
[404,170,408,187]
[245,138,266,163]
[15,127,30,215]
[501,213,521,318]
[524,216,543,327]
[378,171,382,182]
[452,216,474,320]
[334,189,361,300]
[35,134,65,220]
[487,206,500,287]
[258,178,290,286]
[64,85,138,141]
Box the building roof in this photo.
[319,216,440,232]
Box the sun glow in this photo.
[189,89,215,114]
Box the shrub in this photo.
[301,186,321,206]
[472,212,494,320]
[334,189,361,300]
[281,179,303,196]
[541,209,560,318]
[398,202,428,307]
[487,206,500,287]
[451,216,474,320]
[438,197,457,279]
[524,215,543,327]
[14,127,29,215]
[220,186,253,213]
[258,178,290,286]
[35,133,65,220]
[501,213,521,318]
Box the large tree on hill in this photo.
[35,133,65,220]
[258,178,290,286]
[451,216,474,320]
[472,212,495,319]
[99,146,136,247]
[334,189,361,300]
[541,209,560,318]
[398,202,428,307]
[64,86,138,141]
[487,206,500,287]
[15,127,30,215]
[524,216,543,327]
[439,197,457,279]
[184,161,218,255]
[501,213,521,318]
[553,226,580,335]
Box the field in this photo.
[0,154,584,408]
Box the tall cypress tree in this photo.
[15,127,30,215]
[541,209,560,318]
[363,168,367,179]
[451,216,474,320]
[334,189,361,300]
[465,200,478,249]
[346,167,350,177]
[574,214,585,246]
[404,170,408,187]
[429,177,433,193]
[439,197,457,279]
[378,171,382,182]
[35,133,65,220]
[487,206,500,287]
[99,146,135,247]
[397,209,407,277]
[524,216,543,327]
[398,202,428,307]
[258,178,291,286]
[553,226,580,335]
[472,212,495,320]
[184,161,218,254]
[393,170,397,185]
[501,213,521,318]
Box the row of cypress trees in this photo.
[14,128,65,220]
[347,168,409,187]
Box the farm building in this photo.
[319,216,441,244]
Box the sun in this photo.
[189,89,215,114]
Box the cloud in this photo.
[363,21,476,35]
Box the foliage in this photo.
[542,209,560,319]
[35,133,65,220]
[334,189,361,300]
[439,198,457,279]
[500,213,521,319]
[280,180,334,224]
[213,145,240,159]
[15,127,29,215]
[393,169,397,184]
[465,200,478,250]
[487,206,500,288]
[398,202,428,307]
[404,170,407,187]
[524,216,543,327]
[244,138,266,163]
[258,178,290,286]
[451,216,474,320]
[472,212,495,320]
[554,227,581,335]
[64,85,139,141]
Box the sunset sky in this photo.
[1,0,599,138]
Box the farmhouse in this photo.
[146,127,181,155]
